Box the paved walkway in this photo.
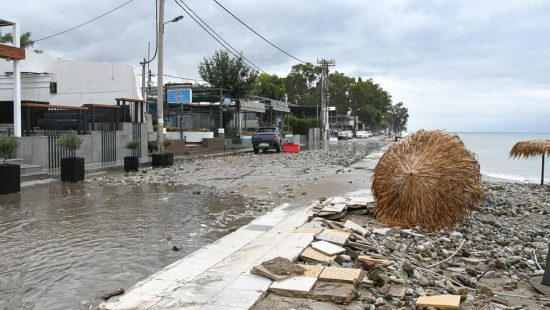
[100,149,385,310]
[100,202,316,310]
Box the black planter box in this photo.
[61,157,85,183]
[152,153,174,168]
[124,156,139,172]
[0,164,20,195]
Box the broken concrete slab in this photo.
[311,240,346,256]
[316,229,350,246]
[261,257,305,276]
[297,264,325,278]
[343,220,368,237]
[416,294,461,309]
[318,266,363,285]
[321,203,347,213]
[251,265,291,281]
[299,247,336,265]
[268,276,317,298]
[310,281,358,304]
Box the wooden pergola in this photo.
[510,140,550,185]
[0,17,25,137]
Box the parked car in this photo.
[252,127,284,153]
[337,130,353,140]
[355,130,371,139]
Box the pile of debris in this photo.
[252,191,550,309]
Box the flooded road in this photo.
[0,180,261,310]
[0,139,388,310]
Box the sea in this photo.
[453,132,550,183]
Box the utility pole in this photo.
[156,0,165,150]
[317,58,335,141]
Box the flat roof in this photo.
[0,17,17,27]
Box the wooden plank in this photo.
[84,103,121,109]
[416,295,461,309]
[0,44,25,60]
[21,103,88,110]
[115,97,144,103]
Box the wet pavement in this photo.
[0,138,389,310]
[0,180,261,310]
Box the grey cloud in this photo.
[5,0,550,131]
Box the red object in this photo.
[283,143,300,153]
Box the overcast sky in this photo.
[5,0,550,132]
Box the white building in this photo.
[0,50,141,107]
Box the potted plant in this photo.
[152,138,173,168]
[124,140,140,172]
[58,131,84,183]
[0,134,20,194]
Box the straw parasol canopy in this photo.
[510,140,550,185]
[510,140,550,158]
[372,130,483,231]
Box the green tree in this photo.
[0,32,34,48]
[328,72,355,114]
[283,63,321,106]
[198,50,258,98]
[254,73,286,101]
[385,101,409,133]
[349,78,392,130]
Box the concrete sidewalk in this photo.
[100,149,384,310]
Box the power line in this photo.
[173,0,265,73]
[211,0,307,64]
[175,0,263,73]
[34,0,136,42]
[164,74,205,81]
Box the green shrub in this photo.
[0,135,18,164]
[125,140,140,150]
[288,115,319,135]
[58,132,83,155]
[161,138,172,153]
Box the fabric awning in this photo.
[240,100,265,113]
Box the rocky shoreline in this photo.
[253,181,550,310]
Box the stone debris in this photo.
[251,265,292,281]
[310,281,358,304]
[311,240,346,256]
[261,257,306,276]
[254,181,550,309]
[416,294,461,309]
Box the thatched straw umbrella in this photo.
[510,140,550,185]
[372,130,483,231]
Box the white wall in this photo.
[0,50,141,106]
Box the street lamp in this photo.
[157,0,184,151]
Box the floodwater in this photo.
[0,178,259,310]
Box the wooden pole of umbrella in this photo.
[510,140,550,185]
